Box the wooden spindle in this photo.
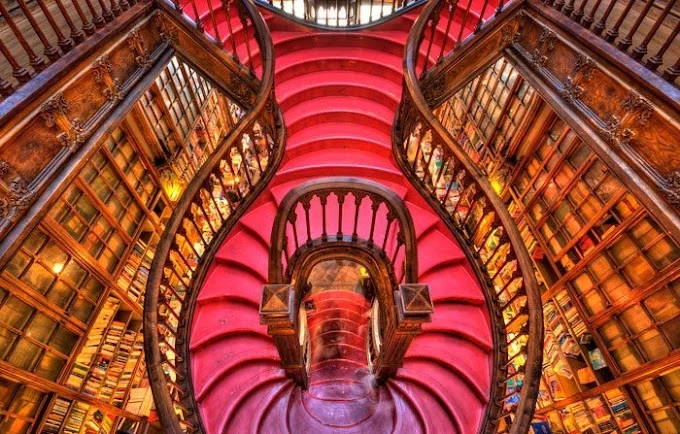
[617,0,653,52]
[603,0,635,43]
[206,0,224,48]
[337,192,345,238]
[119,0,131,11]
[352,194,363,241]
[475,0,490,33]
[495,0,505,14]
[71,0,97,36]
[455,0,473,49]
[563,0,576,16]
[82,0,106,28]
[592,0,618,36]
[97,0,115,22]
[189,0,204,32]
[439,2,456,60]
[238,4,256,72]
[367,200,379,246]
[553,0,565,12]
[631,0,673,61]
[320,194,328,241]
[110,0,123,16]
[37,0,74,53]
[581,0,603,28]
[0,74,14,98]
[222,0,239,61]
[572,0,589,23]
[0,1,47,73]
[646,19,679,72]
[53,0,86,44]
[421,9,439,72]
[16,0,61,62]
[662,56,679,83]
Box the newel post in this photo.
[374,284,434,381]
[259,284,309,388]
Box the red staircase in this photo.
[184,3,500,432]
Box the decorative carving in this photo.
[127,29,151,69]
[155,15,179,46]
[662,171,680,207]
[0,160,9,176]
[600,91,654,148]
[92,54,123,102]
[530,27,556,70]
[423,76,445,104]
[499,15,522,48]
[0,176,36,224]
[230,75,256,107]
[622,91,653,125]
[39,92,69,127]
[561,54,596,105]
[40,93,86,152]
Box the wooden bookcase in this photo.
[436,57,680,434]
[0,56,241,434]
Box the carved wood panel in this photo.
[511,10,680,210]
[0,11,167,241]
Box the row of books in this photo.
[544,302,581,357]
[556,291,588,337]
[66,298,120,391]
[42,397,72,433]
[117,232,157,306]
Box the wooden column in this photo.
[259,284,309,388]
[374,284,434,381]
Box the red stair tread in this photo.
[189,4,495,432]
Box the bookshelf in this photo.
[0,55,242,433]
[437,56,680,433]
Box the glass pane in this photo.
[25,314,56,343]
[6,339,41,370]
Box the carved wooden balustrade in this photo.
[397,0,543,433]
[537,0,679,85]
[255,0,426,28]
[0,0,150,100]
[263,177,434,385]
[143,0,285,433]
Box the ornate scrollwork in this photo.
[662,171,680,207]
[155,15,179,46]
[40,93,87,152]
[0,176,36,224]
[0,160,9,177]
[127,29,152,69]
[39,92,69,127]
[530,27,556,70]
[622,91,653,125]
[92,54,123,102]
[561,54,596,105]
[229,74,256,107]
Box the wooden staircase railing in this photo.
[263,177,433,386]
[535,0,679,85]
[143,0,285,432]
[254,0,427,28]
[396,0,543,433]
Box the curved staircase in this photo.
[182,3,502,432]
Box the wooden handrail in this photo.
[143,0,284,432]
[397,0,543,433]
[254,0,427,29]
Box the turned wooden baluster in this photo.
[617,0,653,52]
[16,0,61,62]
[81,0,106,28]
[592,0,618,36]
[0,74,14,98]
[475,0,491,33]
[572,0,589,23]
[110,0,123,16]
[0,2,47,73]
[646,19,679,72]
[663,56,679,83]
[36,0,74,53]
[581,0,603,28]
[188,0,205,32]
[206,0,224,48]
[97,0,115,22]
[455,0,473,49]
[53,0,86,44]
[603,0,635,43]
[222,0,240,62]
[70,0,97,35]
[439,1,456,60]
[631,0,673,61]
[237,1,256,72]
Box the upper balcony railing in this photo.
[0,0,149,101]
[397,0,543,433]
[143,0,285,433]
[255,0,426,28]
[535,0,679,85]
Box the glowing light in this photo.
[52,262,65,274]
[160,167,185,203]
